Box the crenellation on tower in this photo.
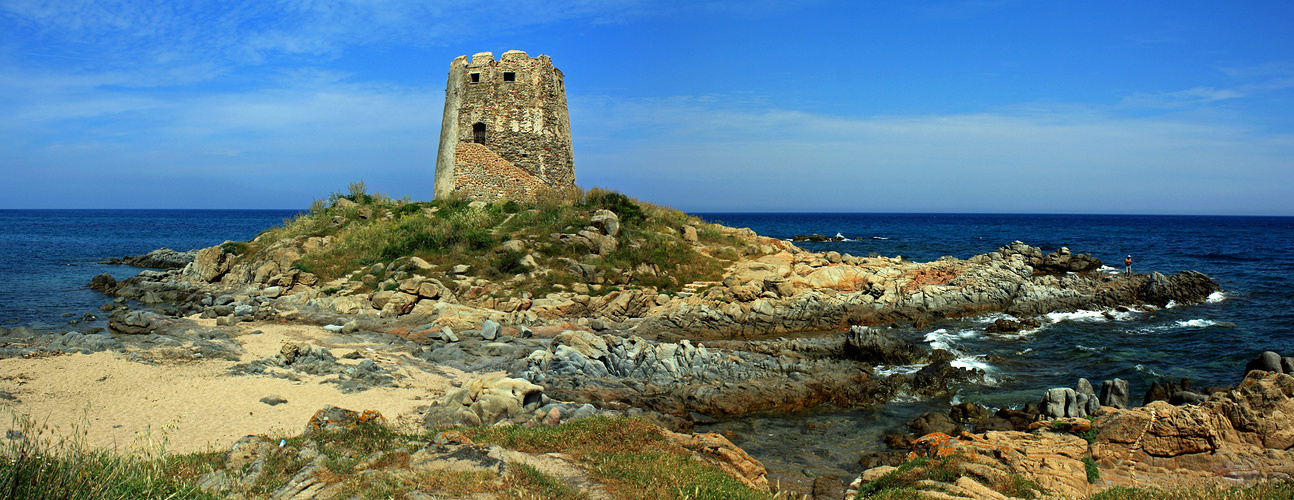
[434,50,575,202]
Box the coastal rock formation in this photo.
[637,241,1219,338]
[851,430,1094,500]
[100,248,199,269]
[423,376,550,427]
[1092,370,1294,479]
[520,330,982,417]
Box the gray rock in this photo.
[341,320,359,334]
[262,286,282,298]
[260,395,288,406]
[1099,378,1130,409]
[908,412,959,437]
[1245,351,1284,376]
[441,327,459,343]
[1042,387,1078,419]
[590,209,620,237]
[1284,357,1294,374]
[500,240,526,253]
[843,326,926,365]
[480,320,500,341]
[233,304,254,316]
[1075,378,1099,415]
[322,324,343,333]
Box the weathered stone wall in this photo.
[434,50,575,200]
[452,142,550,202]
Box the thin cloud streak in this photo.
[572,96,1294,215]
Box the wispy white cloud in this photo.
[571,94,1294,214]
[0,0,675,73]
[1120,86,1245,108]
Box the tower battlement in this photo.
[433,50,575,201]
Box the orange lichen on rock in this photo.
[900,265,960,293]
[306,405,386,433]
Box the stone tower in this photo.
[433,50,575,201]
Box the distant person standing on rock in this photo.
[1125,255,1132,275]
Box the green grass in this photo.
[466,416,777,500]
[219,183,740,294]
[854,454,1044,499]
[0,413,222,500]
[6,414,771,500]
[1089,484,1294,500]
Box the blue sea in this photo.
[691,213,1294,484]
[2,210,1292,483]
[0,209,299,332]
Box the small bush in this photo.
[220,241,250,255]
[584,188,646,225]
[1083,457,1100,483]
[493,249,531,276]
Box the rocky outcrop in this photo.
[851,430,1094,500]
[639,242,1219,338]
[229,342,395,393]
[664,430,770,492]
[1091,371,1294,479]
[520,330,983,417]
[423,376,551,427]
[100,248,199,269]
[843,325,927,365]
[1140,270,1219,308]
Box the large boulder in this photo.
[424,376,549,427]
[842,326,926,365]
[1099,378,1131,409]
[1140,270,1220,307]
[1245,351,1285,377]
[589,209,620,237]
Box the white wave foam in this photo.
[874,364,923,377]
[1165,300,1179,309]
[1017,348,1033,355]
[1207,291,1226,303]
[1046,310,1110,323]
[1176,319,1217,328]
[835,232,845,239]
[1045,308,1140,324]
[1075,344,1107,352]
[1134,364,1162,377]
[922,328,999,385]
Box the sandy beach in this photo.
[0,320,481,455]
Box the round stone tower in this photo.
[433,50,575,201]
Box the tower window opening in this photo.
[470,73,480,83]
[503,72,516,82]
[473,123,486,144]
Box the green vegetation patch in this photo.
[466,416,776,500]
[1090,483,1294,500]
[224,183,741,294]
[855,454,1043,499]
[0,413,222,500]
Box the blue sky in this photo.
[2,1,1293,214]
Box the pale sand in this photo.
[0,320,487,455]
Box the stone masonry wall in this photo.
[452,142,549,202]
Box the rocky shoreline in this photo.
[2,203,1265,499]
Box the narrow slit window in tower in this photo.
[503,72,516,82]
[470,73,480,83]
[473,123,486,144]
